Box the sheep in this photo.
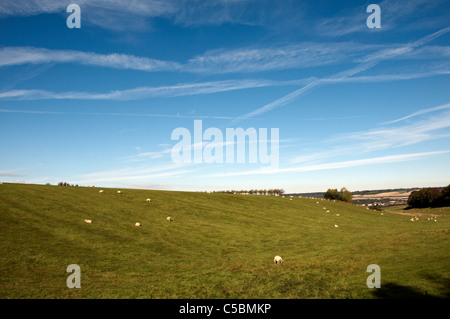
[380,213,384,216]
[410,218,414,222]
[166,217,172,222]
[289,198,292,201]
[84,219,93,224]
[336,214,340,217]
[146,198,151,202]
[135,222,141,227]
[334,224,339,228]
[326,210,330,213]
[274,256,283,264]
[99,190,104,194]
[117,191,122,194]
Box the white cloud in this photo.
[383,103,450,124]
[73,164,193,183]
[0,79,279,100]
[209,150,450,177]
[0,47,180,71]
[233,27,450,121]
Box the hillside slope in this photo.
[0,183,448,298]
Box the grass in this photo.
[0,183,449,299]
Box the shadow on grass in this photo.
[372,274,450,299]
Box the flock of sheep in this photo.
[316,201,341,229]
[410,216,438,222]
[83,189,173,227]
[82,188,441,266]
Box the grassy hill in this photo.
[0,183,449,299]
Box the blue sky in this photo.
[0,0,449,193]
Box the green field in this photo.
[0,183,449,299]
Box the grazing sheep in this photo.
[289,198,292,201]
[99,190,104,193]
[274,256,283,264]
[434,219,437,223]
[316,202,319,204]
[117,191,122,194]
[326,210,330,213]
[410,218,414,222]
[135,222,141,227]
[166,217,172,221]
[334,224,339,228]
[380,213,383,216]
[146,198,151,202]
[336,214,340,217]
[84,219,92,224]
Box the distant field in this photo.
[383,205,450,217]
[0,183,449,299]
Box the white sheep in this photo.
[146,198,151,202]
[336,214,340,217]
[410,218,414,222]
[274,256,283,264]
[117,191,122,194]
[166,217,172,221]
[335,224,339,228]
[135,222,141,227]
[99,190,104,193]
[326,210,330,213]
[84,219,93,224]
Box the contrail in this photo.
[232,27,450,123]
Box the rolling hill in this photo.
[0,183,449,299]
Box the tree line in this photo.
[323,187,352,203]
[407,185,450,208]
[210,189,285,196]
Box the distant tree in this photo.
[434,185,450,207]
[408,185,450,208]
[324,187,352,203]
[340,187,352,203]
[324,188,340,201]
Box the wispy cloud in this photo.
[209,150,450,177]
[0,47,180,71]
[2,42,447,75]
[233,27,450,122]
[0,79,279,100]
[287,104,450,165]
[73,164,193,184]
[0,108,235,120]
[383,103,450,125]
[314,0,448,37]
